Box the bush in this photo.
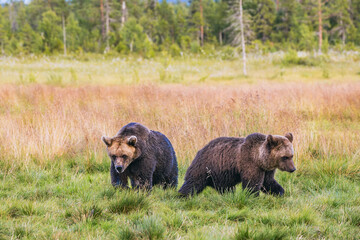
[190,41,201,54]
[280,50,329,67]
[219,46,237,60]
[169,44,181,57]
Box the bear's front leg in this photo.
[110,161,129,188]
[131,175,153,191]
[241,170,265,196]
[261,170,284,196]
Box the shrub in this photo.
[169,44,181,57]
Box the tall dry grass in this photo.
[0,83,360,177]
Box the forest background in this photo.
[1,0,360,56]
[1,1,360,239]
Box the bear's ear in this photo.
[266,134,279,147]
[127,136,137,146]
[285,133,293,143]
[101,136,112,146]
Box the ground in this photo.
[0,53,360,239]
[0,165,359,239]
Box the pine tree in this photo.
[40,10,62,53]
[327,0,354,46]
[66,13,82,52]
[252,0,276,42]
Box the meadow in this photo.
[0,52,360,239]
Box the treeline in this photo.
[1,0,360,56]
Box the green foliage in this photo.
[40,11,62,54]
[66,13,82,53]
[280,50,328,66]
[170,43,181,57]
[252,0,276,42]
[0,0,359,55]
[190,41,201,54]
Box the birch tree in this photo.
[121,0,127,27]
[227,0,251,76]
[105,0,110,52]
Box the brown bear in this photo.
[102,122,178,190]
[178,133,295,197]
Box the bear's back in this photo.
[116,122,150,140]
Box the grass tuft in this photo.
[136,215,165,240]
[108,190,150,214]
[233,224,288,240]
[7,202,40,218]
[227,209,249,222]
[223,189,255,209]
[117,226,136,240]
[64,204,103,224]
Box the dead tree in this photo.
[62,13,67,56]
[200,0,204,46]
[318,0,322,54]
[227,0,247,76]
[105,0,110,52]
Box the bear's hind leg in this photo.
[178,178,207,197]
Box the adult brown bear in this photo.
[179,133,295,196]
[102,122,178,190]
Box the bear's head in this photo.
[101,135,141,173]
[266,133,296,173]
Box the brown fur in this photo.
[102,122,178,190]
[178,133,295,196]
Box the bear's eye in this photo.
[121,155,128,159]
[111,155,116,159]
[281,156,289,161]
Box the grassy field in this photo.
[1,52,360,85]
[0,53,360,239]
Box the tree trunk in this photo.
[341,18,346,46]
[9,1,17,32]
[62,13,67,56]
[121,0,126,27]
[199,0,204,46]
[105,0,110,52]
[100,0,105,40]
[219,31,223,45]
[318,0,322,54]
[239,0,247,76]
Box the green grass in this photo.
[0,161,359,239]
[0,53,359,85]
[0,53,359,239]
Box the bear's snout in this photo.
[289,167,296,173]
[115,165,123,173]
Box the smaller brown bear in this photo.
[178,133,296,197]
[102,122,178,190]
